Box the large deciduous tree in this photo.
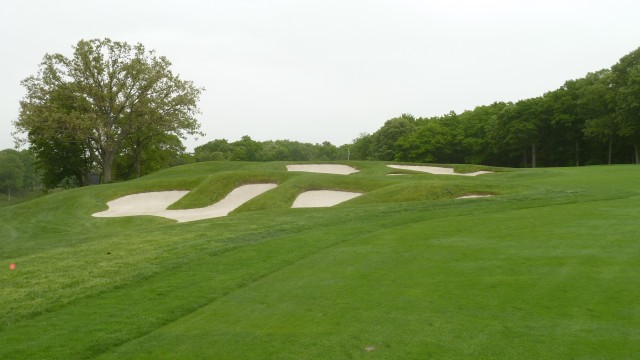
[396,120,452,163]
[370,114,416,160]
[15,38,203,183]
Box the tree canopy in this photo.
[193,136,348,162]
[14,38,203,184]
[351,47,640,167]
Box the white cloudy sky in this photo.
[2,0,639,150]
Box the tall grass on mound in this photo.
[167,171,289,210]
[1,162,638,359]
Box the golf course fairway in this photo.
[0,161,638,359]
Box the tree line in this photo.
[193,136,349,162]
[4,39,639,193]
[350,48,640,167]
[0,149,40,200]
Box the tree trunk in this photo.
[81,168,93,186]
[135,159,141,178]
[132,137,144,178]
[531,143,537,168]
[134,151,142,178]
[635,143,639,164]
[575,139,580,167]
[523,145,528,168]
[102,150,115,183]
[75,171,84,187]
[608,135,613,165]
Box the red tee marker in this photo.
[9,263,15,270]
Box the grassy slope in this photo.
[0,162,638,359]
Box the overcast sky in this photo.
[2,0,639,150]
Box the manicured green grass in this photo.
[0,162,638,359]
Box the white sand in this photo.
[387,165,492,176]
[92,191,189,218]
[164,184,277,222]
[92,184,277,223]
[291,190,362,208]
[286,164,359,175]
[456,194,494,199]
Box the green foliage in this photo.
[31,132,94,188]
[358,47,640,167]
[396,119,452,162]
[194,139,233,161]
[349,132,375,160]
[457,102,510,164]
[194,137,344,162]
[0,149,43,202]
[16,150,40,191]
[612,48,640,163]
[0,150,24,196]
[370,114,416,160]
[14,38,202,184]
[114,134,190,181]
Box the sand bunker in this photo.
[291,190,362,208]
[92,184,277,223]
[286,164,359,175]
[387,165,492,176]
[456,194,494,199]
[92,191,190,218]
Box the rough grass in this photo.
[0,162,638,359]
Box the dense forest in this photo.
[349,47,640,167]
[2,47,639,194]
